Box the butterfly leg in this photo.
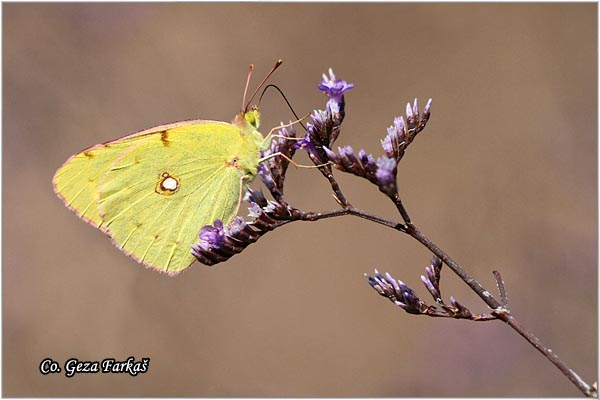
[258,152,331,169]
[234,175,252,217]
[259,115,310,151]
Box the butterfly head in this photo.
[238,59,281,131]
[233,107,261,132]
[244,107,260,129]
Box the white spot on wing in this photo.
[162,177,178,191]
[155,172,180,195]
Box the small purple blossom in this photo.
[248,202,264,219]
[327,99,340,116]
[294,130,318,155]
[421,274,441,302]
[405,98,432,144]
[196,219,226,251]
[359,149,377,176]
[192,216,267,266]
[406,101,414,120]
[318,68,354,103]
[377,99,432,167]
[257,164,277,195]
[327,145,374,179]
[421,256,443,301]
[326,144,399,197]
[310,109,328,128]
[258,123,297,201]
[365,257,494,321]
[245,187,268,208]
[325,95,433,200]
[375,156,398,196]
[381,116,406,161]
[365,269,427,315]
[297,69,354,167]
[424,98,432,114]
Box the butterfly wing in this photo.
[53,120,258,275]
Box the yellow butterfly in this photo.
[53,61,282,275]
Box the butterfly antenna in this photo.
[242,64,254,111]
[259,84,307,131]
[244,59,283,112]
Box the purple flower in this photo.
[226,217,247,235]
[365,269,427,314]
[424,98,432,114]
[421,274,441,302]
[295,128,330,166]
[326,144,388,189]
[381,116,407,161]
[258,123,297,201]
[420,256,443,301]
[358,150,377,176]
[191,216,265,266]
[245,188,268,208]
[307,109,333,146]
[406,101,414,120]
[339,145,359,169]
[404,98,433,144]
[257,163,277,195]
[196,219,226,251]
[248,203,264,219]
[375,156,398,196]
[318,68,354,103]
[310,109,328,128]
[294,131,317,153]
[224,217,259,244]
[296,68,354,168]
[320,69,352,125]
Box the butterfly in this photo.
[53,61,283,275]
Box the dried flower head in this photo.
[259,123,297,202]
[365,269,428,314]
[326,97,432,199]
[191,218,258,266]
[191,187,297,266]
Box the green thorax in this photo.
[232,108,266,177]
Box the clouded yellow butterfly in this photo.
[53,61,282,275]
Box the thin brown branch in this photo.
[493,270,509,307]
[402,223,596,397]
[503,314,597,397]
[391,193,411,224]
[405,224,502,309]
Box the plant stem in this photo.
[391,193,411,224]
[504,314,596,397]
[287,206,595,396]
[297,207,406,232]
[406,224,502,310]
[405,223,596,397]
[318,165,351,208]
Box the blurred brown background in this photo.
[3,3,597,397]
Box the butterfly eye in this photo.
[226,157,241,169]
[155,172,180,195]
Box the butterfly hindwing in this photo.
[53,136,144,227]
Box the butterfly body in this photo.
[53,111,265,275]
